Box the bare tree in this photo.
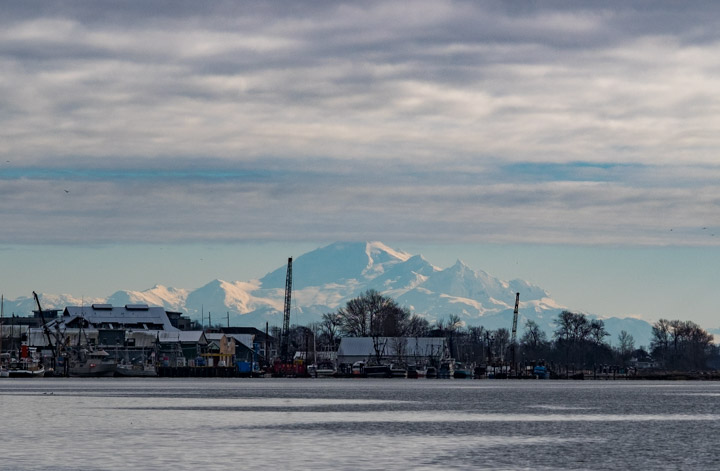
[336,290,414,364]
[494,328,511,361]
[589,319,609,345]
[521,320,547,349]
[617,330,635,365]
[405,315,430,337]
[318,312,342,350]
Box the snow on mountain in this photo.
[259,241,411,290]
[184,279,281,322]
[366,254,439,296]
[2,293,104,316]
[107,285,188,312]
[7,241,654,346]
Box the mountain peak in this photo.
[365,241,412,262]
[0,240,652,346]
[258,241,411,289]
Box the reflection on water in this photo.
[1,379,719,470]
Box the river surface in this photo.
[1,378,719,470]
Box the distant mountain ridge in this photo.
[3,241,653,346]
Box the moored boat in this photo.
[312,360,337,378]
[453,362,473,379]
[364,364,391,378]
[533,365,548,379]
[115,362,157,377]
[351,361,366,377]
[8,362,45,378]
[68,348,116,377]
[5,346,46,378]
[389,363,407,378]
[0,352,10,378]
[438,360,455,379]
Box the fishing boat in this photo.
[68,348,116,377]
[6,347,45,378]
[8,359,45,378]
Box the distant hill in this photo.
[4,241,654,347]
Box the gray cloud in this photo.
[2,2,720,246]
[2,158,719,246]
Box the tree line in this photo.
[283,290,718,372]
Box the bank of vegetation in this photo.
[278,290,719,374]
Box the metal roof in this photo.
[225,333,255,349]
[337,337,447,358]
[61,305,178,331]
[157,331,207,344]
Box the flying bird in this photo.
[64,189,70,193]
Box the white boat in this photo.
[312,360,337,378]
[8,363,45,378]
[7,356,45,378]
[5,346,46,378]
[0,352,10,378]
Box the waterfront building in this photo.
[337,337,449,366]
[220,327,277,363]
[204,333,235,366]
[25,304,201,369]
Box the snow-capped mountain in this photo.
[107,285,188,312]
[2,293,105,317]
[4,241,653,346]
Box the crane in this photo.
[280,257,293,363]
[33,291,58,368]
[510,292,520,375]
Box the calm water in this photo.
[1,378,719,470]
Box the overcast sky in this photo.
[2,2,720,326]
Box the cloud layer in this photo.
[2,1,720,245]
